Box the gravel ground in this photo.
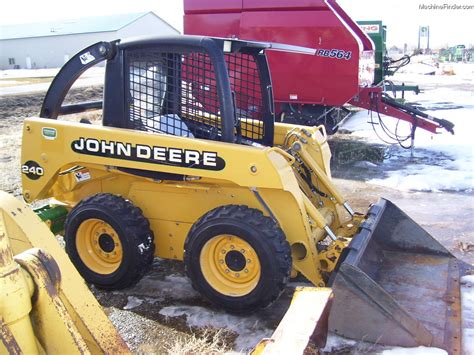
[107,307,194,353]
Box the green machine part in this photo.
[34,205,69,234]
[357,20,386,84]
[358,20,420,96]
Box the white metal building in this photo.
[0,12,179,70]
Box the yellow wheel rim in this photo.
[76,218,123,274]
[200,234,261,297]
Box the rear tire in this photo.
[64,193,154,289]
[184,205,291,312]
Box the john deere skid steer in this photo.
[21,36,470,352]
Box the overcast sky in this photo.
[1,0,472,48]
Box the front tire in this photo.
[64,193,154,289]
[184,205,291,312]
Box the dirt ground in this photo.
[0,86,103,195]
[1,86,473,353]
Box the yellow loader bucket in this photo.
[329,198,471,354]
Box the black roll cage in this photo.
[40,35,276,146]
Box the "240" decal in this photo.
[21,161,44,180]
[316,49,352,60]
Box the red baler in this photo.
[184,0,454,139]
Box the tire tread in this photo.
[184,205,291,311]
[64,193,154,289]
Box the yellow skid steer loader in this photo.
[20,36,470,353]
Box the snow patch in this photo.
[322,333,357,352]
[462,275,474,354]
[398,62,437,75]
[0,67,105,95]
[396,59,474,82]
[353,160,379,169]
[159,305,272,351]
[369,164,473,192]
[0,68,60,79]
[0,66,104,79]
[380,346,447,355]
[123,296,143,310]
[0,80,20,85]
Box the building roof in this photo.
[0,12,178,40]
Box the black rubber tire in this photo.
[184,205,291,312]
[64,193,155,290]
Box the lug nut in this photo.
[225,269,230,273]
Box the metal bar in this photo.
[40,41,115,119]
[349,87,446,134]
[59,101,103,115]
[293,141,346,205]
[443,259,463,355]
[382,95,454,133]
[251,187,278,223]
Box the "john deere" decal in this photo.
[71,138,226,171]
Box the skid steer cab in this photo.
[22,36,470,353]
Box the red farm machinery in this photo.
[184,0,454,141]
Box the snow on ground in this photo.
[462,275,474,354]
[322,333,357,352]
[380,346,447,355]
[159,305,273,351]
[0,66,105,80]
[395,55,474,81]
[0,68,60,79]
[123,296,143,310]
[341,63,474,193]
[323,333,448,354]
[0,67,105,95]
